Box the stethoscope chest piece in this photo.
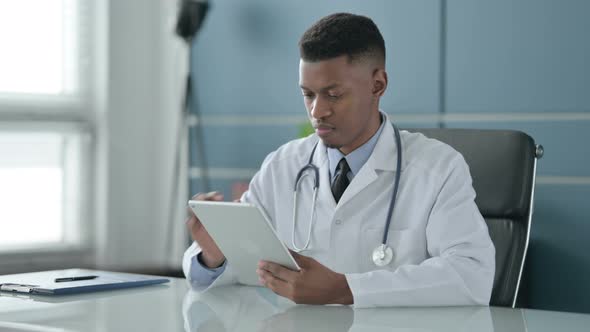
[372,244,393,267]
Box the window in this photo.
[0,130,87,250]
[0,0,83,98]
[0,0,95,254]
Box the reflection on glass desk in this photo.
[185,286,497,332]
[1,278,590,331]
[184,285,590,332]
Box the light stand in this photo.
[165,0,211,267]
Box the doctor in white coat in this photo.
[183,13,495,308]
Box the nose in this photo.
[310,96,332,120]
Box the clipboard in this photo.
[0,269,169,295]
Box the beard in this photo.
[319,138,342,150]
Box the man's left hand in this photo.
[256,251,353,305]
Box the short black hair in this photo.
[299,13,385,64]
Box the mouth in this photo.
[314,125,334,137]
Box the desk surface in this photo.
[0,278,589,331]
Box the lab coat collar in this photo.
[314,138,337,208]
[316,111,402,173]
[315,111,403,208]
[367,112,404,173]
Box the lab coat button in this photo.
[335,219,342,225]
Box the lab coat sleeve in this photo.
[183,242,226,285]
[345,154,495,308]
[183,241,239,291]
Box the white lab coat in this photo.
[184,113,495,308]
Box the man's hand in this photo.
[256,251,353,305]
[186,191,226,268]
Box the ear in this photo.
[372,68,388,97]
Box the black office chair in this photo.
[407,128,543,307]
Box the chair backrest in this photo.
[406,128,540,307]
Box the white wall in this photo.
[95,0,187,270]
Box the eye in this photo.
[302,92,314,99]
[328,93,341,100]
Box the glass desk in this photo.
[0,278,589,331]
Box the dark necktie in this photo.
[331,158,351,203]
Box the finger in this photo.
[185,215,203,235]
[258,261,298,283]
[204,191,224,201]
[188,192,224,217]
[185,203,202,222]
[289,249,301,259]
[185,216,194,227]
[258,268,290,297]
[288,250,310,268]
[191,191,224,201]
[186,203,204,217]
[190,192,203,200]
[185,214,198,227]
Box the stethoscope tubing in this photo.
[382,124,402,245]
[292,123,402,252]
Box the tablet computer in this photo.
[188,201,300,286]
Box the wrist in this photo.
[333,273,354,305]
[193,230,225,268]
[198,252,225,269]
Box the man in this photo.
[184,13,495,308]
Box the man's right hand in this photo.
[186,191,226,268]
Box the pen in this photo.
[54,275,98,283]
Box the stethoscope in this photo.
[292,124,402,267]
